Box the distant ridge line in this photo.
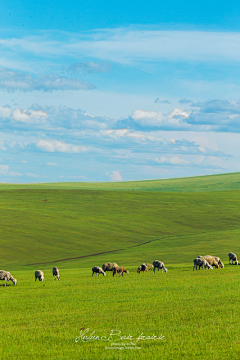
[1,171,240,193]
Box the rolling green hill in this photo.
[1,183,240,269]
[1,171,240,192]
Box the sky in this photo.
[0,1,240,182]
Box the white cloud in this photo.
[30,110,47,119]
[26,172,39,177]
[169,156,190,165]
[154,155,190,166]
[127,132,146,141]
[9,171,22,176]
[101,129,163,142]
[147,135,163,142]
[114,129,129,137]
[67,175,87,179]
[36,139,87,153]
[114,154,130,159]
[84,119,106,129]
[67,61,111,73]
[12,108,47,123]
[6,104,108,129]
[228,114,239,119]
[110,170,123,181]
[59,175,90,180]
[132,109,162,122]
[13,108,30,122]
[37,139,55,152]
[0,164,21,176]
[47,162,57,166]
[101,129,114,136]
[7,30,240,64]
[169,108,190,119]
[201,156,223,168]
[101,128,129,138]
[0,106,11,118]
[193,136,219,151]
[0,67,95,92]
[168,138,176,144]
[9,141,17,148]
[0,165,9,172]
[198,146,206,153]
[21,160,28,163]
[155,156,168,163]
[0,141,6,150]
[160,156,168,163]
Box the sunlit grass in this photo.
[1,266,240,360]
[1,174,240,359]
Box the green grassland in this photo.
[2,266,240,360]
[1,173,240,359]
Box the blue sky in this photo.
[0,1,240,182]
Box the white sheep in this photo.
[198,256,219,269]
[204,255,224,267]
[0,270,17,286]
[193,258,213,271]
[35,270,45,281]
[52,267,60,280]
[92,266,106,276]
[213,256,224,268]
[153,260,168,273]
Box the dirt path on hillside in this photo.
[25,237,163,266]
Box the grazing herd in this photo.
[0,266,62,286]
[92,260,167,277]
[93,263,130,277]
[135,261,168,274]
[0,252,239,286]
[34,267,61,281]
[193,253,238,271]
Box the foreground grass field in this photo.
[1,173,240,359]
[1,266,240,360]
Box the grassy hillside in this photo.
[1,171,240,192]
[1,187,240,268]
